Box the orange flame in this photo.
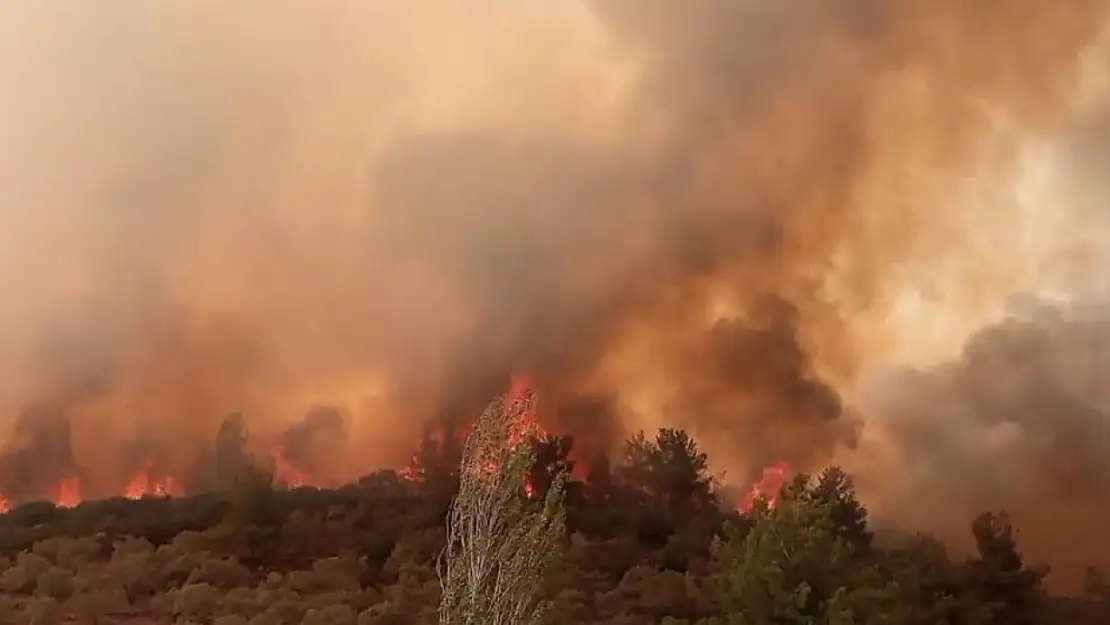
[737,461,792,513]
[270,444,307,488]
[122,458,183,499]
[400,373,544,498]
[51,476,81,508]
[0,374,789,514]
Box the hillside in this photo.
[0,423,1106,625]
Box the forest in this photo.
[0,396,1106,625]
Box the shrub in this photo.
[173,582,221,621]
[186,557,252,589]
[35,567,75,601]
[2,552,52,593]
[25,596,64,625]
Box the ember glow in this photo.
[736,461,792,513]
[0,374,783,512]
[399,374,547,498]
[122,457,183,500]
[270,444,308,489]
[51,476,82,509]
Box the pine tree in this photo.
[967,511,1047,625]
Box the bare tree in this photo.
[437,390,567,625]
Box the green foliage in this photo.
[616,428,716,509]
[968,511,1048,625]
[810,467,871,553]
[712,473,855,625]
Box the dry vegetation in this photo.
[0,404,1106,625]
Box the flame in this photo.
[51,476,81,508]
[0,373,775,514]
[397,458,421,481]
[270,444,307,488]
[737,461,792,513]
[506,373,547,447]
[400,373,545,498]
[507,372,531,403]
[122,458,183,499]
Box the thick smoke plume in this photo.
[857,297,1110,592]
[1,0,1109,588]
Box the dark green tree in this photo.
[223,462,279,530]
[214,412,250,490]
[710,473,856,625]
[810,466,871,553]
[616,429,716,509]
[862,536,994,625]
[966,511,1047,625]
[585,452,614,496]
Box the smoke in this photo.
[1,0,1110,586]
[856,296,1110,592]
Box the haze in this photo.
[1,0,1109,591]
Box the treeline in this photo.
[0,408,1105,624]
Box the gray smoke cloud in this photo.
[857,296,1110,592]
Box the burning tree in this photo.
[436,388,567,625]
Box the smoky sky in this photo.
[856,297,1110,592]
[1,0,1110,590]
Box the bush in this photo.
[0,427,1095,624]
[173,582,221,620]
[35,567,75,601]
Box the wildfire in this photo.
[51,476,82,509]
[0,374,788,515]
[270,444,307,488]
[505,373,547,445]
[399,373,545,497]
[123,458,183,500]
[736,461,792,512]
